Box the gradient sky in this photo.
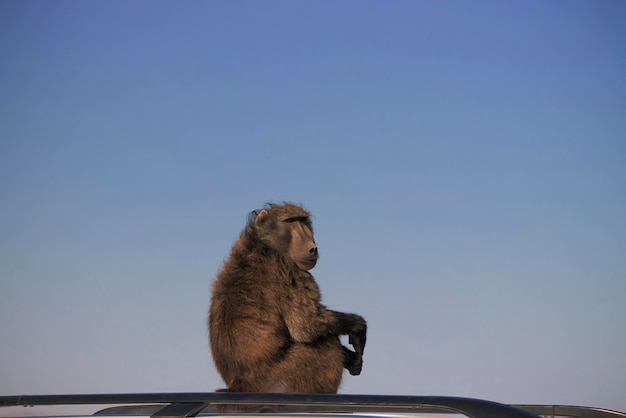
[1,0,625,414]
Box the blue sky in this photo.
[1,0,625,414]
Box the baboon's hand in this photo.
[348,353,363,375]
[349,327,367,356]
[347,323,366,376]
[343,346,363,376]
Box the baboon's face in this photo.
[284,216,318,271]
[255,207,318,271]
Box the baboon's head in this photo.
[252,203,318,271]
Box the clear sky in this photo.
[1,0,625,414]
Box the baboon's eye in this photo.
[285,217,307,223]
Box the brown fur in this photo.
[209,202,366,395]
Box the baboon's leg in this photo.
[270,337,344,393]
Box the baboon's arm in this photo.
[283,273,367,354]
[284,303,367,352]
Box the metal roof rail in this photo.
[513,405,626,418]
[1,393,624,418]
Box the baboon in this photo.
[209,202,366,395]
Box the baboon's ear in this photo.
[255,209,269,226]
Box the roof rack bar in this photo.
[1,392,540,418]
[2,393,623,418]
[151,402,207,417]
[514,405,626,418]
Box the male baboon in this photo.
[209,202,366,394]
